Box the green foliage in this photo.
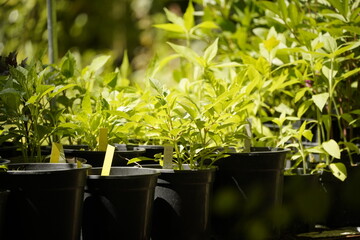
[0,53,74,162]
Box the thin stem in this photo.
[47,0,58,65]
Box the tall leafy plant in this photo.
[0,53,74,162]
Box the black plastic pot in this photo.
[82,167,160,240]
[42,144,146,167]
[0,142,20,159]
[130,144,164,159]
[320,158,360,228]
[0,190,9,240]
[145,165,216,240]
[0,159,10,240]
[281,169,329,236]
[211,147,289,240]
[0,163,90,240]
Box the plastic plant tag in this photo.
[50,142,65,163]
[101,144,115,176]
[162,144,173,169]
[98,128,108,151]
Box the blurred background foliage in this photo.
[0,0,189,73]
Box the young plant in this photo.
[0,53,74,162]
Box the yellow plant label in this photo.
[50,142,65,163]
[98,128,108,151]
[101,144,115,176]
[162,144,173,169]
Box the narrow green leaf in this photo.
[343,26,360,35]
[257,1,279,15]
[288,2,299,26]
[332,41,360,58]
[297,100,312,118]
[278,0,288,20]
[50,83,76,98]
[326,0,346,18]
[179,102,197,120]
[154,24,185,33]
[61,52,76,78]
[213,62,242,68]
[120,51,130,78]
[184,1,194,31]
[26,95,38,105]
[82,92,92,114]
[164,8,184,26]
[195,21,219,29]
[36,85,55,101]
[168,42,203,66]
[294,88,309,103]
[340,67,360,81]
[203,38,218,64]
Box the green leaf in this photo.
[322,35,338,54]
[195,21,219,30]
[179,102,197,120]
[297,100,312,118]
[331,41,360,58]
[278,0,288,20]
[302,130,313,142]
[340,66,360,80]
[312,93,329,112]
[327,0,347,18]
[127,157,155,165]
[82,92,92,114]
[120,51,130,78]
[342,142,360,154]
[274,103,293,115]
[184,1,194,31]
[343,26,360,35]
[26,95,38,105]
[294,88,309,103]
[103,72,118,86]
[50,84,76,98]
[154,23,184,33]
[203,38,218,64]
[263,36,280,52]
[213,62,242,68]
[322,139,341,159]
[257,1,279,15]
[89,55,110,73]
[168,42,204,66]
[288,2,299,26]
[322,64,338,80]
[329,162,347,181]
[164,8,184,26]
[61,52,76,78]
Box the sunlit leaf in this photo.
[263,36,280,52]
[89,55,110,73]
[203,38,218,64]
[312,93,329,112]
[184,1,194,30]
[322,139,341,159]
[329,162,347,181]
[82,92,92,114]
[154,24,184,33]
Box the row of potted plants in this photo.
[0,0,360,239]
